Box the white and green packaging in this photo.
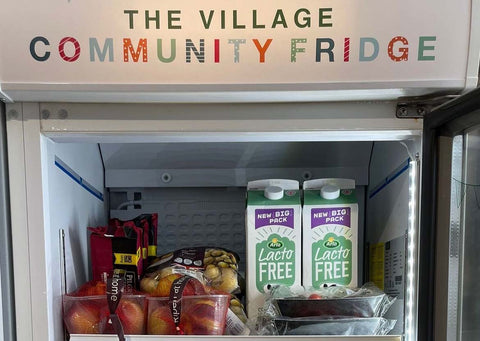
[246,179,301,318]
[303,178,358,289]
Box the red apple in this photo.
[180,298,227,335]
[118,298,146,334]
[64,300,104,334]
[308,293,322,300]
[76,281,107,296]
[102,298,145,335]
[147,305,176,335]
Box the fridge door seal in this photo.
[0,102,16,341]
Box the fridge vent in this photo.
[110,188,247,273]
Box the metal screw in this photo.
[161,173,172,183]
[397,106,408,117]
[58,109,68,119]
[416,107,426,116]
[7,110,18,119]
[41,109,51,119]
[302,171,312,180]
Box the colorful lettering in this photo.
[388,36,408,62]
[343,37,350,62]
[253,39,272,63]
[123,38,148,62]
[316,38,334,62]
[30,36,50,62]
[359,37,379,62]
[418,36,436,61]
[89,38,114,62]
[229,39,246,63]
[59,37,81,62]
[319,8,333,27]
[186,39,204,63]
[291,38,307,62]
[157,39,176,63]
[295,9,311,28]
[272,10,287,28]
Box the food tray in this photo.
[274,294,386,318]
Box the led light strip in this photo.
[405,158,419,341]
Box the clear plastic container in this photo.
[147,294,230,335]
[273,316,396,335]
[63,294,147,335]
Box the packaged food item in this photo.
[272,283,395,317]
[268,283,396,318]
[224,295,251,335]
[89,225,143,290]
[256,283,396,336]
[132,213,158,261]
[273,317,396,335]
[63,276,147,336]
[140,247,241,295]
[147,295,230,335]
[110,213,159,265]
[303,179,358,288]
[146,274,231,335]
[246,179,302,318]
[110,218,150,265]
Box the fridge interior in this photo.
[41,136,420,340]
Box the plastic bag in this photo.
[141,247,242,295]
[254,283,397,336]
[268,282,396,318]
[273,316,396,335]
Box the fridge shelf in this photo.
[69,336,402,341]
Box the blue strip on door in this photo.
[369,158,411,199]
[54,156,104,201]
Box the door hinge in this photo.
[396,93,459,119]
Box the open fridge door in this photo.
[0,102,15,341]
[420,86,480,341]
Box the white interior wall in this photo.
[366,140,420,335]
[367,141,415,243]
[42,140,107,341]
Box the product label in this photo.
[255,233,295,292]
[106,273,126,341]
[312,232,352,286]
[311,207,351,228]
[113,250,140,266]
[148,245,157,257]
[255,208,294,229]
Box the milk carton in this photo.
[303,179,358,289]
[246,179,301,318]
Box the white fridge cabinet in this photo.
[1,1,480,341]
[6,101,422,341]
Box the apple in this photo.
[147,305,176,335]
[140,276,158,294]
[64,300,104,334]
[118,298,146,334]
[308,293,322,300]
[180,298,227,335]
[76,281,107,296]
[102,298,145,335]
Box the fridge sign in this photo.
[0,0,473,92]
[29,10,436,64]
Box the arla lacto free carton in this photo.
[303,179,358,289]
[246,179,301,318]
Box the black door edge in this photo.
[419,86,480,341]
